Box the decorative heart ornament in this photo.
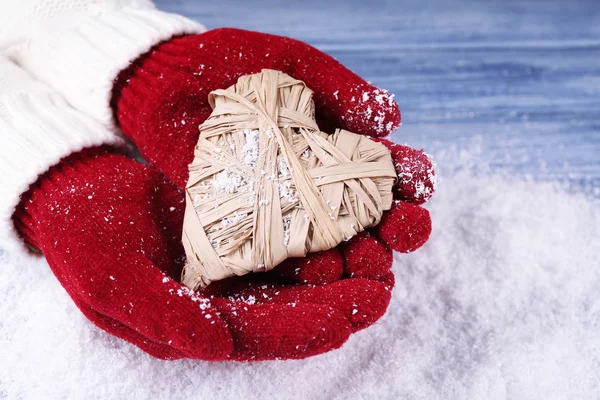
[182,69,397,290]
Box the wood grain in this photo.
[156,0,600,195]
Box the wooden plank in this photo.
[156,0,600,194]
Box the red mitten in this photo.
[113,28,436,283]
[15,147,383,361]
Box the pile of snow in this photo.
[1,144,598,399]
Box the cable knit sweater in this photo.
[0,0,205,257]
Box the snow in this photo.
[1,0,598,396]
[243,129,260,169]
[211,169,244,194]
[1,143,599,399]
[220,212,248,228]
[282,213,292,247]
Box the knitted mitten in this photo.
[15,147,398,361]
[112,28,436,284]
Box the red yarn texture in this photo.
[14,29,436,361]
[374,138,436,205]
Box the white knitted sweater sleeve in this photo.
[0,0,206,130]
[0,56,124,258]
[0,1,205,257]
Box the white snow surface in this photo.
[1,143,599,399]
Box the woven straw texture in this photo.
[182,69,396,290]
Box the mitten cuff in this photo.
[5,7,205,130]
[0,91,123,259]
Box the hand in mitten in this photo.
[113,28,436,283]
[16,147,395,361]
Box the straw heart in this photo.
[182,69,397,290]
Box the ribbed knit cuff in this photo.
[0,91,124,260]
[6,7,205,130]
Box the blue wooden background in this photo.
[157,0,600,195]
